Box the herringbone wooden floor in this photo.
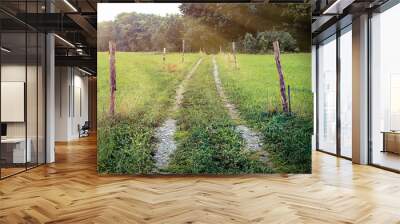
[1,135,400,224]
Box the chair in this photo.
[79,121,90,138]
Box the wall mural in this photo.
[97,3,312,174]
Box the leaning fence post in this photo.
[109,41,116,116]
[273,41,289,113]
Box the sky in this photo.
[98,3,182,22]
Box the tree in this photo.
[256,32,271,53]
[97,4,309,53]
[255,31,298,53]
[98,21,114,51]
[243,33,256,53]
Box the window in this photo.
[0,1,46,179]
[339,26,352,158]
[317,35,337,154]
[370,3,400,171]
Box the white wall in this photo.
[55,66,69,141]
[1,63,46,164]
[74,72,89,137]
[55,67,89,141]
[1,65,26,140]
[1,65,39,137]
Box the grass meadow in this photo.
[97,52,200,118]
[97,52,312,174]
[217,53,312,173]
[97,53,201,173]
[167,56,271,174]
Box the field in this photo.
[216,53,312,118]
[216,54,312,173]
[97,53,201,173]
[97,52,312,174]
[97,53,200,118]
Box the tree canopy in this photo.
[98,3,310,53]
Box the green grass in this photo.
[97,52,312,174]
[97,52,201,174]
[167,56,272,174]
[216,53,312,173]
[217,53,312,121]
[98,52,200,118]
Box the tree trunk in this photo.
[273,41,289,113]
[109,41,116,116]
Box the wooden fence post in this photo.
[273,41,289,113]
[182,39,185,63]
[163,47,166,64]
[232,41,237,69]
[109,41,116,116]
[288,85,291,113]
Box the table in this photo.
[381,131,400,154]
[1,138,31,164]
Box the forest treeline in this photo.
[98,3,311,53]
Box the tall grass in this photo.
[216,53,312,173]
[217,53,312,120]
[98,52,200,118]
[97,52,201,174]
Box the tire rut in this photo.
[212,56,265,154]
[154,58,203,170]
